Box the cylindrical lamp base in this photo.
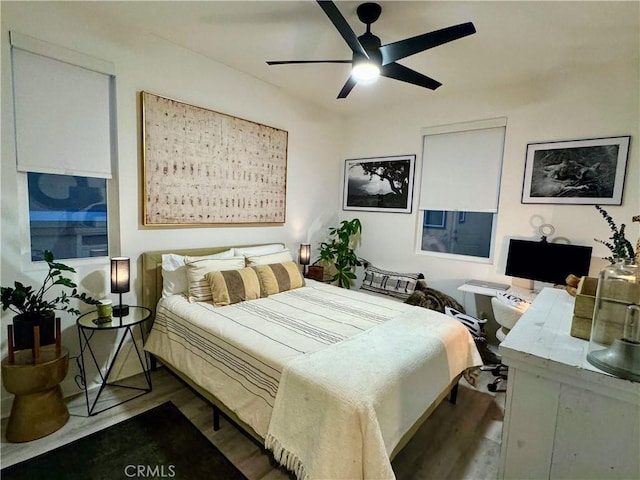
[113,305,129,317]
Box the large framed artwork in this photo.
[343,154,416,213]
[141,91,288,226]
[521,136,630,205]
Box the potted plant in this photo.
[1,250,99,349]
[317,218,363,288]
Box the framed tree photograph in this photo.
[343,154,416,213]
[521,136,630,205]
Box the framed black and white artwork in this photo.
[521,136,630,205]
[343,154,416,213]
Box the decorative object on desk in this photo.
[564,273,581,297]
[570,276,599,340]
[318,218,362,288]
[586,258,640,381]
[343,155,415,213]
[594,205,636,263]
[521,136,630,205]
[111,257,130,317]
[298,243,311,277]
[1,250,98,349]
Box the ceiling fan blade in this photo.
[381,62,442,90]
[337,76,357,99]
[379,22,476,65]
[317,1,368,59]
[267,60,352,65]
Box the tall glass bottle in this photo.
[586,258,640,382]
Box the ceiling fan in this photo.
[266,1,476,99]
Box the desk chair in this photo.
[488,294,530,392]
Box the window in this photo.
[421,210,494,258]
[418,118,506,261]
[28,173,108,261]
[10,32,115,262]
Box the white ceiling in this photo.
[69,1,639,116]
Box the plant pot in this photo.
[12,311,56,349]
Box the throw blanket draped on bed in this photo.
[265,309,481,480]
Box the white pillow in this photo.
[245,249,293,266]
[233,244,285,257]
[186,256,246,303]
[161,250,233,298]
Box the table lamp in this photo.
[299,243,311,277]
[111,257,130,317]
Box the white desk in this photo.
[498,288,640,479]
[457,281,536,301]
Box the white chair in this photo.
[487,295,529,392]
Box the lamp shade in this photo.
[110,257,130,294]
[299,244,311,266]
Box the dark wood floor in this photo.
[1,367,505,479]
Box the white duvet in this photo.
[144,280,482,478]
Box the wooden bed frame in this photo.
[140,245,461,459]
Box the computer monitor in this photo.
[505,239,593,286]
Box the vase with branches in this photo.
[594,205,636,263]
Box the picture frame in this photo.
[141,91,288,226]
[343,154,415,213]
[521,136,630,205]
[423,210,446,228]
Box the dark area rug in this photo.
[1,401,247,480]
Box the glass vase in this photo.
[586,258,640,381]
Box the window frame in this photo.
[9,31,118,270]
[415,117,506,262]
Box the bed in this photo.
[141,245,482,479]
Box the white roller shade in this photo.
[419,119,506,212]
[11,33,114,179]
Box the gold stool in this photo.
[2,345,70,443]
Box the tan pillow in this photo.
[245,249,293,266]
[185,256,245,302]
[206,267,262,306]
[252,261,305,296]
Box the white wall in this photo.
[1,2,639,416]
[341,57,640,311]
[0,2,345,412]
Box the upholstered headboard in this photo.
[141,244,280,320]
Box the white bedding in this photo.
[144,280,482,477]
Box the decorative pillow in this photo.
[206,267,262,306]
[360,265,424,300]
[245,249,293,266]
[252,261,305,295]
[161,250,233,298]
[405,287,464,314]
[185,256,246,303]
[444,306,487,338]
[233,244,285,257]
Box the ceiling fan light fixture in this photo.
[351,61,380,83]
